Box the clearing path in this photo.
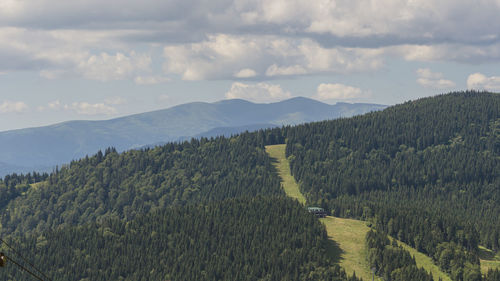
[389,237,452,281]
[479,246,500,274]
[266,144,372,279]
[320,216,374,280]
[265,144,306,205]
[265,144,450,281]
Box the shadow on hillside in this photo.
[479,246,499,261]
[268,157,279,164]
[324,238,345,264]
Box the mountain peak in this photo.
[213,99,255,105]
[0,97,386,176]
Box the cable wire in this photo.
[0,238,52,281]
[2,254,45,281]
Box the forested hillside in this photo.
[285,91,500,280]
[1,197,359,281]
[0,136,282,237]
[365,229,434,280]
[0,130,360,280]
[0,97,385,177]
[0,91,498,280]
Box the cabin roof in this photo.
[307,207,324,211]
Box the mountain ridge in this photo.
[0,97,386,176]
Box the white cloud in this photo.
[37,100,61,112]
[416,68,456,89]
[265,64,307,76]
[225,82,291,103]
[234,68,257,78]
[394,43,500,64]
[233,0,500,46]
[134,75,170,85]
[77,52,151,81]
[0,0,24,18]
[0,0,500,83]
[48,100,62,110]
[163,34,266,80]
[38,99,121,114]
[163,34,383,80]
[0,100,28,113]
[104,96,127,105]
[314,83,367,101]
[0,27,154,81]
[2,0,499,49]
[157,94,171,102]
[467,73,500,91]
[67,102,117,115]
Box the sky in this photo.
[1,0,500,131]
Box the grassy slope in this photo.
[320,216,375,280]
[265,144,306,205]
[479,246,500,274]
[389,237,452,281]
[266,144,372,279]
[265,143,451,281]
[29,181,47,190]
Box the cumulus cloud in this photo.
[67,102,117,115]
[416,68,456,89]
[134,76,170,85]
[77,52,151,81]
[163,34,266,80]
[234,68,257,78]
[1,0,499,49]
[0,27,153,81]
[104,96,127,105]
[396,43,500,64]
[0,101,28,113]
[314,83,367,101]
[1,0,500,82]
[163,34,383,80]
[265,64,307,76]
[467,73,500,91]
[157,94,171,102]
[40,51,153,81]
[234,0,500,47]
[48,100,62,110]
[225,82,291,103]
[37,100,60,112]
[38,100,119,115]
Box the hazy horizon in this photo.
[0,95,390,132]
[1,0,500,131]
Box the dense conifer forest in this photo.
[0,137,282,236]
[365,229,435,280]
[0,91,498,280]
[0,130,355,280]
[285,91,500,280]
[1,197,359,281]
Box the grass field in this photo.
[30,181,47,190]
[389,237,451,281]
[266,144,374,279]
[479,246,500,274]
[320,216,375,280]
[265,143,451,281]
[265,144,306,205]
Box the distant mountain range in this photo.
[0,97,386,176]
